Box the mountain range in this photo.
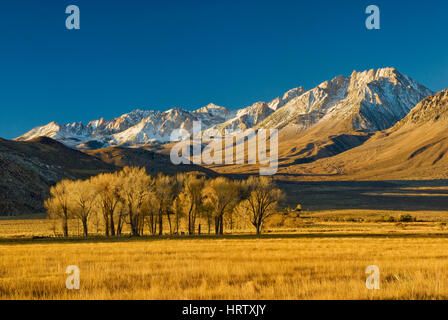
[4,67,448,214]
[17,68,433,151]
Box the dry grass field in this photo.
[2,235,448,299]
[1,210,448,300]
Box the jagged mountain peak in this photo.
[347,67,428,94]
[350,67,399,83]
[194,103,230,114]
[164,107,190,117]
[284,86,305,96]
[318,75,348,90]
[269,86,306,110]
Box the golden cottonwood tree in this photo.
[142,194,159,235]
[240,176,284,235]
[118,167,153,236]
[179,174,205,235]
[44,179,72,237]
[69,179,96,236]
[153,174,183,235]
[92,173,121,236]
[202,177,238,235]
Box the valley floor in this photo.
[1,233,448,299]
[1,214,448,299]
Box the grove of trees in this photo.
[44,167,284,237]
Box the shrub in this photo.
[382,215,395,223]
[399,214,415,222]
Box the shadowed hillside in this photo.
[0,137,219,215]
[0,137,115,215]
[84,146,218,177]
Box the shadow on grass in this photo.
[1,232,448,245]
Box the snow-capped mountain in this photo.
[257,68,434,133]
[17,105,237,148]
[16,88,302,149]
[298,89,448,180]
[16,68,433,149]
[110,106,234,146]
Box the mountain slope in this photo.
[0,137,116,215]
[85,147,218,177]
[262,68,433,165]
[293,90,448,180]
[203,101,274,136]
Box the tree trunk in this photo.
[82,217,88,237]
[191,210,197,235]
[117,212,124,236]
[128,207,135,236]
[138,215,145,236]
[130,212,139,236]
[167,212,172,235]
[208,217,211,235]
[110,211,116,236]
[219,215,224,235]
[102,208,109,236]
[117,221,122,236]
[158,210,163,236]
[146,215,154,235]
[188,205,193,235]
[214,216,220,235]
[62,216,69,237]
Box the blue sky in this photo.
[0,0,447,139]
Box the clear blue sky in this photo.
[0,0,447,139]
